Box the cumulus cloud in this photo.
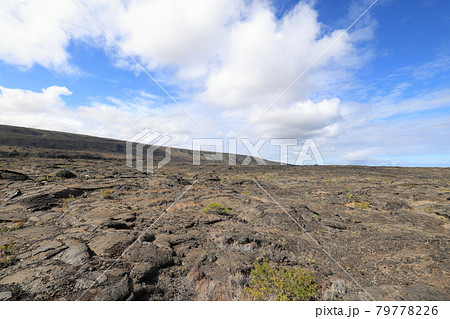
[114,0,242,80]
[0,1,367,85]
[0,85,72,112]
[252,98,342,138]
[0,0,244,77]
[0,0,99,72]
[0,85,83,130]
[0,85,201,145]
[199,1,358,109]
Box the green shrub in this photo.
[355,201,370,209]
[0,242,14,254]
[65,194,77,202]
[246,259,318,301]
[101,189,114,199]
[202,202,232,215]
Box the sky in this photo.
[0,0,449,167]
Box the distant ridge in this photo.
[0,124,125,154]
[0,124,273,164]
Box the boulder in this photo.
[402,283,449,301]
[0,170,29,181]
[94,276,131,301]
[53,238,90,266]
[89,232,137,257]
[55,170,77,179]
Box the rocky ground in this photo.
[0,143,449,301]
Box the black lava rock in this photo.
[55,170,77,179]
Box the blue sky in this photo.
[0,0,449,167]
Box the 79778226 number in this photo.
[376,306,438,316]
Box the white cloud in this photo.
[198,1,359,110]
[0,0,98,72]
[341,149,375,162]
[252,98,342,138]
[0,85,83,130]
[0,85,201,146]
[320,90,450,165]
[114,0,243,80]
[0,1,367,81]
[0,0,245,78]
[0,85,72,112]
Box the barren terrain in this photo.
[0,125,449,300]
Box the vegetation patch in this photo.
[355,201,370,209]
[202,202,232,215]
[0,242,14,253]
[65,194,77,202]
[345,188,354,198]
[101,189,115,199]
[0,242,17,268]
[245,259,318,301]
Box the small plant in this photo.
[101,189,114,199]
[355,201,370,209]
[0,242,14,254]
[65,194,77,202]
[345,187,354,198]
[0,242,16,266]
[245,259,318,301]
[202,202,232,215]
[242,190,250,195]
[39,175,50,181]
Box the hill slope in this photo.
[0,124,269,164]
